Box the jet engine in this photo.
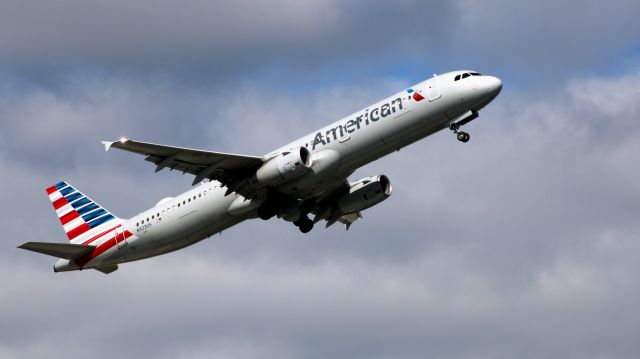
[338,175,392,214]
[255,147,312,186]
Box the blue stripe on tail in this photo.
[71,198,91,208]
[65,192,83,203]
[59,187,75,196]
[76,203,99,215]
[82,208,107,222]
[88,214,115,228]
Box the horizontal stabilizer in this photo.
[18,242,95,260]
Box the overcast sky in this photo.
[1,1,639,358]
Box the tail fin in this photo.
[45,181,122,244]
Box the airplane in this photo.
[19,70,502,274]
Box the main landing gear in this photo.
[450,122,470,143]
[294,216,314,233]
[257,205,277,220]
[257,203,315,233]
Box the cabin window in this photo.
[178,203,180,207]
[193,196,196,200]
[198,193,201,198]
[136,222,139,226]
[152,215,154,219]
[188,198,191,203]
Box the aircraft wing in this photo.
[102,139,264,198]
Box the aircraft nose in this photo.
[484,76,502,97]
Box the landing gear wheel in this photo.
[257,206,276,220]
[297,217,314,233]
[457,131,470,143]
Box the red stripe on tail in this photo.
[67,223,91,240]
[75,230,133,267]
[46,186,58,195]
[59,210,80,225]
[52,197,69,210]
[82,225,118,245]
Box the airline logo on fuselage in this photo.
[310,97,405,150]
[407,88,425,101]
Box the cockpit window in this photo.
[455,72,482,81]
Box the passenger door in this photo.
[427,75,441,101]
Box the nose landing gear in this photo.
[448,110,478,143]
[450,122,470,143]
[456,131,470,143]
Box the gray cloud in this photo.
[2,64,640,358]
[452,0,640,76]
[1,0,638,84]
[0,0,455,79]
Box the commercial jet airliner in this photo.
[19,70,501,274]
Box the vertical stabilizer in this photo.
[45,181,123,244]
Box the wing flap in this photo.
[18,242,95,260]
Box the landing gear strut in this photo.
[294,216,314,233]
[450,123,470,143]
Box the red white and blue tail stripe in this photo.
[46,181,122,244]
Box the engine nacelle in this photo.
[338,175,392,214]
[255,147,312,186]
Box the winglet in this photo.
[101,137,129,151]
[101,141,115,151]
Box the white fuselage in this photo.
[55,70,502,272]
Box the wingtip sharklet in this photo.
[101,137,129,151]
[101,140,115,151]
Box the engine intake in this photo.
[256,147,312,186]
[338,175,392,214]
